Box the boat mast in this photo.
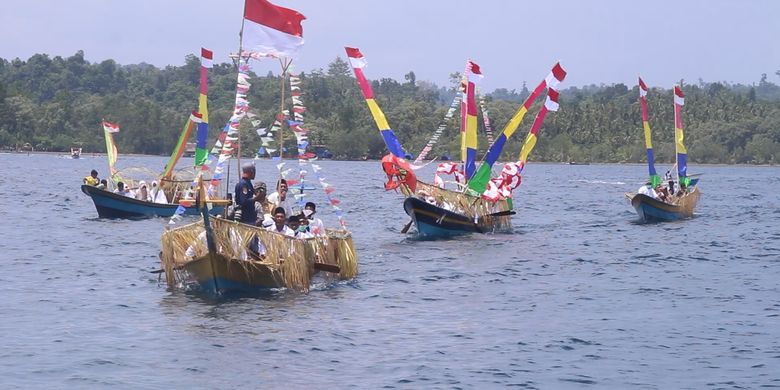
[278,58,293,160]
[235,0,247,179]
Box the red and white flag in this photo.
[544,89,560,112]
[466,60,483,82]
[345,47,367,68]
[243,0,306,58]
[545,62,567,90]
[102,121,120,133]
[674,85,685,106]
[638,77,648,98]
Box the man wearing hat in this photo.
[234,162,264,224]
[253,181,273,226]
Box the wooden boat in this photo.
[159,203,357,295]
[403,196,514,237]
[81,183,224,219]
[347,48,565,238]
[626,186,700,222]
[629,79,701,222]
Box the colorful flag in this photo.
[467,62,566,193]
[517,88,561,164]
[243,0,306,58]
[101,121,120,178]
[674,85,689,185]
[345,47,407,158]
[639,77,661,186]
[194,48,211,167]
[462,60,482,180]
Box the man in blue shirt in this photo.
[234,163,263,224]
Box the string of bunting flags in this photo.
[414,94,460,164]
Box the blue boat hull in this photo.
[403,197,512,238]
[81,184,224,219]
[629,186,701,222]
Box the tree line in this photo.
[1,50,779,164]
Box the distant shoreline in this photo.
[1,150,777,167]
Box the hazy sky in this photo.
[2,0,779,91]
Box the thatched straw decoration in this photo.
[160,216,359,292]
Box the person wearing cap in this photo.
[83,169,100,186]
[234,163,264,225]
[266,207,295,236]
[304,202,325,236]
[288,214,313,239]
[252,181,273,226]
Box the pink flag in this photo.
[243,0,306,58]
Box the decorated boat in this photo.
[346,47,566,237]
[160,186,356,295]
[159,0,358,294]
[82,50,228,219]
[626,80,701,222]
[81,183,221,219]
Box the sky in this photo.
[1,0,779,92]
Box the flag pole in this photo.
[278,57,293,161]
[230,0,248,201]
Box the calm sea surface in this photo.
[0,153,778,389]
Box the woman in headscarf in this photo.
[136,181,151,202]
[150,180,168,204]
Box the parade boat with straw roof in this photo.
[159,0,358,295]
[346,47,566,237]
[626,79,701,222]
[159,179,357,294]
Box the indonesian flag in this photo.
[102,121,119,133]
[201,48,213,68]
[639,77,648,98]
[243,0,306,58]
[345,47,367,68]
[674,85,685,106]
[466,60,483,82]
[545,62,567,90]
[544,89,560,112]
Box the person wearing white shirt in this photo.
[288,214,314,239]
[637,182,657,199]
[150,180,169,204]
[303,202,325,236]
[113,181,134,198]
[267,179,295,217]
[266,207,295,237]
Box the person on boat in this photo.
[150,180,168,204]
[266,206,295,236]
[83,170,99,186]
[234,163,264,225]
[135,181,151,202]
[288,214,313,239]
[676,182,688,197]
[96,179,108,190]
[655,184,671,202]
[113,181,134,198]
[637,181,657,199]
[268,178,294,217]
[304,202,325,236]
[253,181,273,226]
